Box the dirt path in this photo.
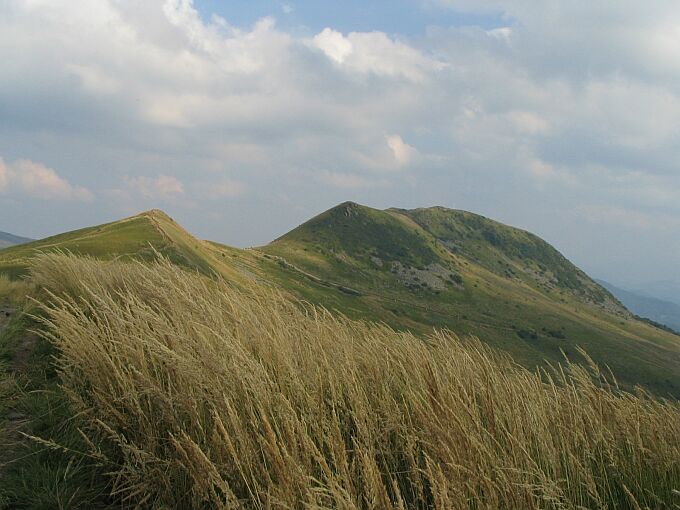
[0,306,38,481]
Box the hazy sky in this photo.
[1,0,679,287]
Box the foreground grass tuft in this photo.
[18,253,680,508]
[0,310,112,509]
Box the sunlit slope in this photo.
[262,202,680,396]
[0,210,246,282]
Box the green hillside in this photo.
[1,203,679,396]
[0,210,176,276]
[262,202,680,396]
[272,201,444,267]
[398,206,619,308]
[0,210,237,280]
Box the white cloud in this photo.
[0,159,8,191]
[68,64,120,94]
[528,159,556,179]
[312,28,353,63]
[115,173,244,204]
[386,135,417,166]
[487,27,512,41]
[310,28,445,81]
[0,157,93,201]
[508,111,548,134]
[124,175,184,200]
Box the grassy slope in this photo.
[0,310,112,508]
[5,253,678,509]
[1,205,679,396]
[0,211,168,278]
[262,202,680,397]
[399,206,616,306]
[0,210,249,284]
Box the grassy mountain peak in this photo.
[267,202,620,312]
[270,201,447,271]
[0,209,216,277]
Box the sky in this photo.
[1,0,679,288]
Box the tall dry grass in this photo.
[29,253,680,509]
[0,273,33,305]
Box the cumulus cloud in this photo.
[386,135,417,166]
[119,173,245,203]
[0,157,93,201]
[311,28,445,81]
[68,64,120,94]
[528,159,557,179]
[312,28,353,63]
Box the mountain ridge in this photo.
[1,203,679,396]
[0,230,33,249]
[267,202,625,315]
[597,279,680,333]
[0,210,212,277]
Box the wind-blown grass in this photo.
[28,253,680,509]
[0,273,33,306]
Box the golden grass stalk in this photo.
[28,253,680,509]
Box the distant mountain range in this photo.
[631,281,680,308]
[1,204,679,396]
[0,231,33,249]
[597,279,680,333]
